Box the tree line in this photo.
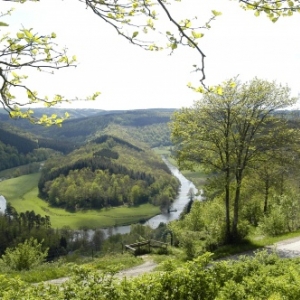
[0,141,49,172]
[0,127,37,154]
[0,204,65,260]
[38,136,179,210]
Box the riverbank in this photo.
[153,147,207,192]
[0,173,161,229]
[0,155,198,230]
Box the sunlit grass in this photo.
[0,173,160,229]
[0,253,142,283]
[248,228,300,247]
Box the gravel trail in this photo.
[43,237,300,284]
[116,255,157,278]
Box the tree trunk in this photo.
[263,176,269,214]
[224,168,231,243]
[232,174,242,242]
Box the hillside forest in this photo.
[1,93,300,298]
[0,109,180,257]
[2,0,300,297]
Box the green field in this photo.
[0,173,160,229]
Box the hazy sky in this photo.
[2,0,300,110]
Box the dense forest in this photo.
[0,204,65,259]
[38,134,179,211]
[0,109,180,266]
[0,109,175,147]
[2,107,300,299]
[2,0,300,296]
[0,133,51,173]
[0,109,173,177]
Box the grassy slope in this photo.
[0,253,143,283]
[0,173,160,229]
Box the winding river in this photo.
[102,156,200,237]
[0,195,6,213]
[0,157,201,237]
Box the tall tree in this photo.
[170,78,299,242]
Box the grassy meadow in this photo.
[0,173,160,229]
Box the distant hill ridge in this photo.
[0,123,38,154]
[0,108,176,147]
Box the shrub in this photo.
[258,205,286,236]
[1,238,48,271]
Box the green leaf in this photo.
[0,22,9,27]
[171,43,177,50]
[132,31,139,39]
[229,82,236,88]
[185,20,191,28]
[212,10,222,17]
[24,29,33,39]
[16,32,24,39]
[192,31,204,39]
[216,86,223,95]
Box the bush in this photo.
[180,235,197,260]
[259,194,300,236]
[258,205,286,236]
[1,238,48,271]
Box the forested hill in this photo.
[0,123,38,154]
[0,120,78,170]
[0,123,43,171]
[0,108,176,147]
[38,134,180,211]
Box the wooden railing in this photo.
[123,239,168,255]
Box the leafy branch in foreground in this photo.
[240,0,300,21]
[83,0,221,88]
[84,0,299,91]
[2,0,299,109]
[0,6,100,125]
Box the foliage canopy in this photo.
[170,78,299,242]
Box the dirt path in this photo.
[44,237,300,284]
[116,255,157,278]
[44,255,157,285]
[215,236,300,262]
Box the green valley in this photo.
[0,173,160,229]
